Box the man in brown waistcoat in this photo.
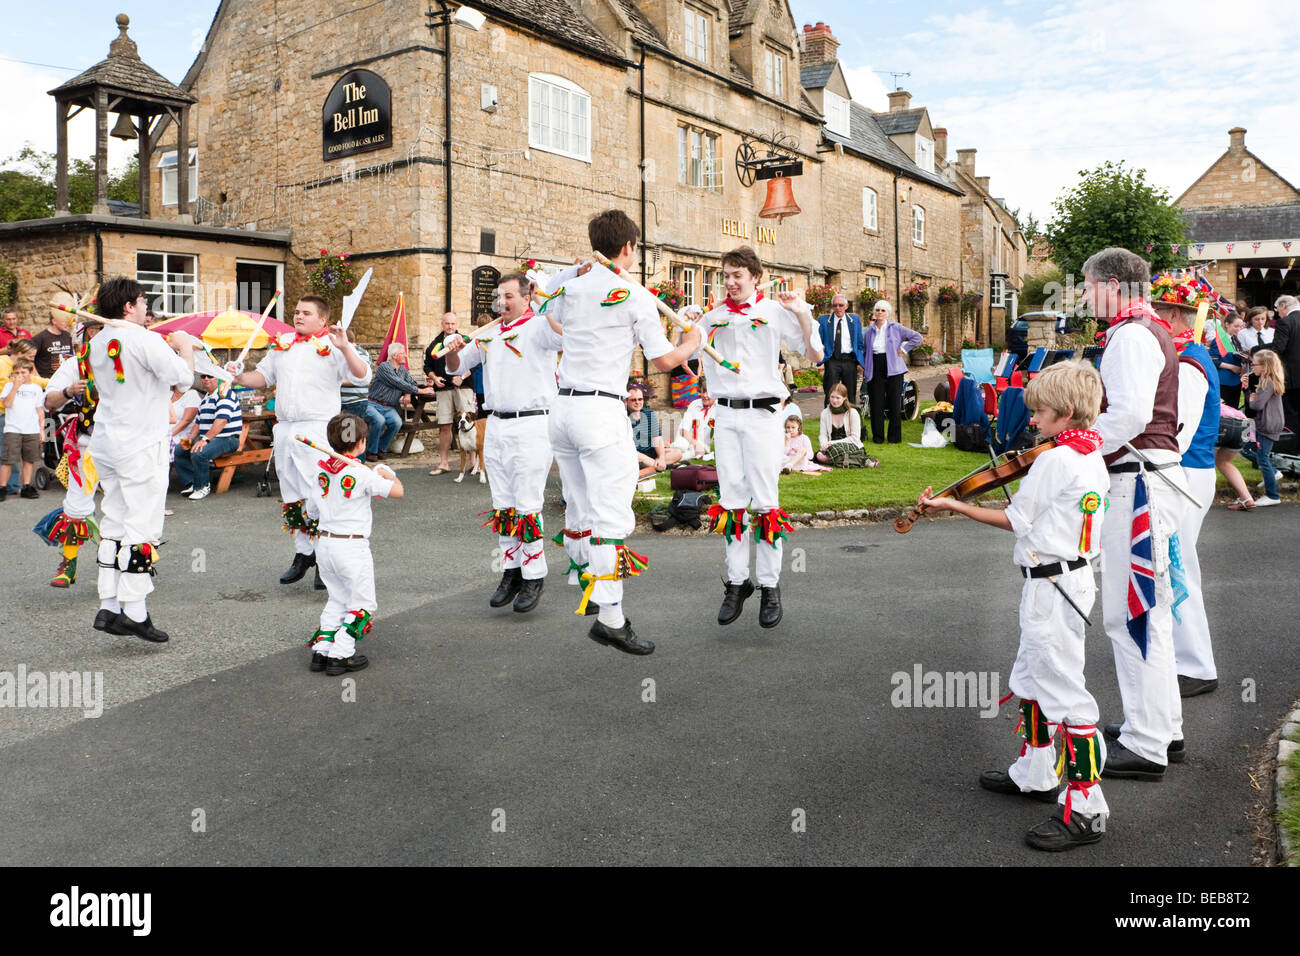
[1084,247,1191,782]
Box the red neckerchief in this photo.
[1054,429,1103,454]
[1115,301,1170,331]
[295,329,331,344]
[1172,328,1194,348]
[318,457,348,474]
[724,293,764,315]
[498,308,535,334]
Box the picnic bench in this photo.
[211,413,274,494]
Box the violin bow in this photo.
[1025,548,1093,626]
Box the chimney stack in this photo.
[800,22,839,67]
[956,148,976,175]
[976,176,991,194]
[887,89,912,112]
[932,127,947,162]
[1229,127,1246,150]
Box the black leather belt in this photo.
[557,388,623,401]
[1022,557,1089,578]
[492,409,548,419]
[1107,460,1180,474]
[716,397,781,413]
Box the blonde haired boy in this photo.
[919,361,1112,851]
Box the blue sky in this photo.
[5,1,1299,222]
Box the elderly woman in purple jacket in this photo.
[862,300,923,443]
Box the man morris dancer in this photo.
[86,277,196,642]
[228,296,371,589]
[39,309,103,588]
[542,209,701,655]
[1084,248,1191,781]
[702,246,820,628]
[442,272,563,612]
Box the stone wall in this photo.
[1179,149,1300,209]
[0,232,95,332]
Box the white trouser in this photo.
[1101,468,1187,764]
[549,396,636,609]
[714,403,785,587]
[94,440,169,605]
[273,419,330,555]
[63,433,98,520]
[485,414,552,580]
[316,537,376,659]
[1171,466,1218,687]
[1006,570,1108,817]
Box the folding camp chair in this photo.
[960,348,996,386]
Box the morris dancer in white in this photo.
[228,296,371,589]
[700,246,821,628]
[443,272,563,613]
[86,277,195,643]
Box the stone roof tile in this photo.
[472,0,627,62]
[1183,204,1300,242]
[875,108,924,136]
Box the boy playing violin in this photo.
[918,361,1111,851]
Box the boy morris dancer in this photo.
[228,297,371,589]
[702,247,821,628]
[919,361,1110,850]
[87,277,196,643]
[442,272,563,613]
[542,209,701,655]
[308,412,402,675]
[40,315,104,588]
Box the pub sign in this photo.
[322,69,392,161]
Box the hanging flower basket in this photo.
[307,249,357,315]
[804,284,837,315]
[646,279,685,311]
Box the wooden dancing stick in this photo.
[295,434,376,471]
[50,302,134,330]
[591,251,740,374]
[234,289,284,365]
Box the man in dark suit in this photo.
[1269,295,1300,432]
[817,293,865,406]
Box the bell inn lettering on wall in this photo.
[322,69,392,161]
[721,218,777,245]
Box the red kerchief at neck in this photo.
[499,309,535,333]
[1054,428,1102,454]
[725,293,763,315]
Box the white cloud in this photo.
[1,59,137,171]
[841,64,891,112]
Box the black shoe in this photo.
[588,618,655,655]
[326,655,369,676]
[310,652,329,672]
[0,488,7,502]
[1103,723,1184,763]
[111,612,169,643]
[758,585,782,628]
[20,485,39,499]
[314,566,326,590]
[1101,737,1165,781]
[490,568,523,608]
[718,580,754,625]
[93,608,129,635]
[1178,675,1218,698]
[1025,807,1105,852]
[513,577,543,613]
[978,770,1060,802]
[280,552,315,584]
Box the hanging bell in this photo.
[758,174,801,222]
[110,112,138,141]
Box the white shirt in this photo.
[2,382,43,433]
[452,311,562,413]
[1236,327,1273,351]
[314,458,394,537]
[257,334,370,423]
[1095,321,1177,465]
[88,322,194,461]
[1004,444,1110,567]
[544,264,673,396]
[700,294,814,400]
[832,313,853,354]
[1176,360,1210,457]
[45,358,80,400]
[870,320,890,353]
[169,388,200,437]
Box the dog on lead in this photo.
[453,410,486,483]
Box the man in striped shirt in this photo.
[175,374,243,500]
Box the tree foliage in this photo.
[1044,161,1187,277]
[1019,267,1064,311]
[0,145,140,222]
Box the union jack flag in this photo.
[1127,475,1155,658]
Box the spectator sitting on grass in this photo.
[782,414,828,474]
[814,383,875,468]
[627,382,681,478]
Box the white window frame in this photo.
[915,136,934,173]
[764,49,785,97]
[707,268,724,307]
[862,187,878,230]
[235,258,286,321]
[990,275,1006,308]
[673,265,698,307]
[677,124,721,190]
[158,148,198,206]
[824,90,850,137]
[136,251,198,316]
[912,205,926,245]
[683,7,708,64]
[528,73,591,163]
[863,274,881,291]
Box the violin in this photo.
[894,439,1057,533]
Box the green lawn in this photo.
[1282,729,1300,866]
